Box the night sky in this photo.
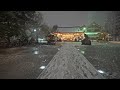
[40,11,110,31]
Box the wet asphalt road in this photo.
[0,45,61,79]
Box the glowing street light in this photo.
[83,27,87,33]
[39,66,46,69]
[97,70,105,74]
[34,29,36,32]
[81,50,85,54]
[83,27,86,30]
[33,29,39,43]
[34,50,39,54]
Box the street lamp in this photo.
[83,27,87,33]
[35,28,41,44]
[33,29,38,44]
[83,27,86,30]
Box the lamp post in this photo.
[83,27,86,30]
[82,27,87,33]
[34,29,36,32]
[34,29,38,44]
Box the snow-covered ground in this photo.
[0,45,60,79]
[37,44,104,79]
[75,42,120,79]
[0,41,119,79]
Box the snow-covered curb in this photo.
[37,44,105,79]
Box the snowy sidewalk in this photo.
[37,44,105,79]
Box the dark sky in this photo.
[40,11,110,31]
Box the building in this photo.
[52,22,105,41]
[85,22,103,40]
[52,27,85,41]
[53,32,84,41]
[87,22,103,32]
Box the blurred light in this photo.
[34,29,36,32]
[98,70,105,74]
[42,59,46,62]
[32,47,38,51]
[78,49,80,50]
[39,66,45,69]
[34,51,39,54]
[38,38,43,41]
[81,51,85,54]
[83,27,86,30]
[41,40,47,43]
[85,32,99,35]
[38,38,44,43]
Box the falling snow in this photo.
[77,41,120,79]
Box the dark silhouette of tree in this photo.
[40,24,51,37]
[0,11,43,47]
[52,25,58,32]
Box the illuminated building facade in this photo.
[85,22,103,39]
[52,22,103,41]
[53,32,84,41]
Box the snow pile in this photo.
[37,44,105,79]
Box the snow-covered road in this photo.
[38,43,104,79]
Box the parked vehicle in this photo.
[38,38,48,45]
[47,34,56,45]
[81,34,91,45]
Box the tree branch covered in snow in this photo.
[0,11,43,46]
